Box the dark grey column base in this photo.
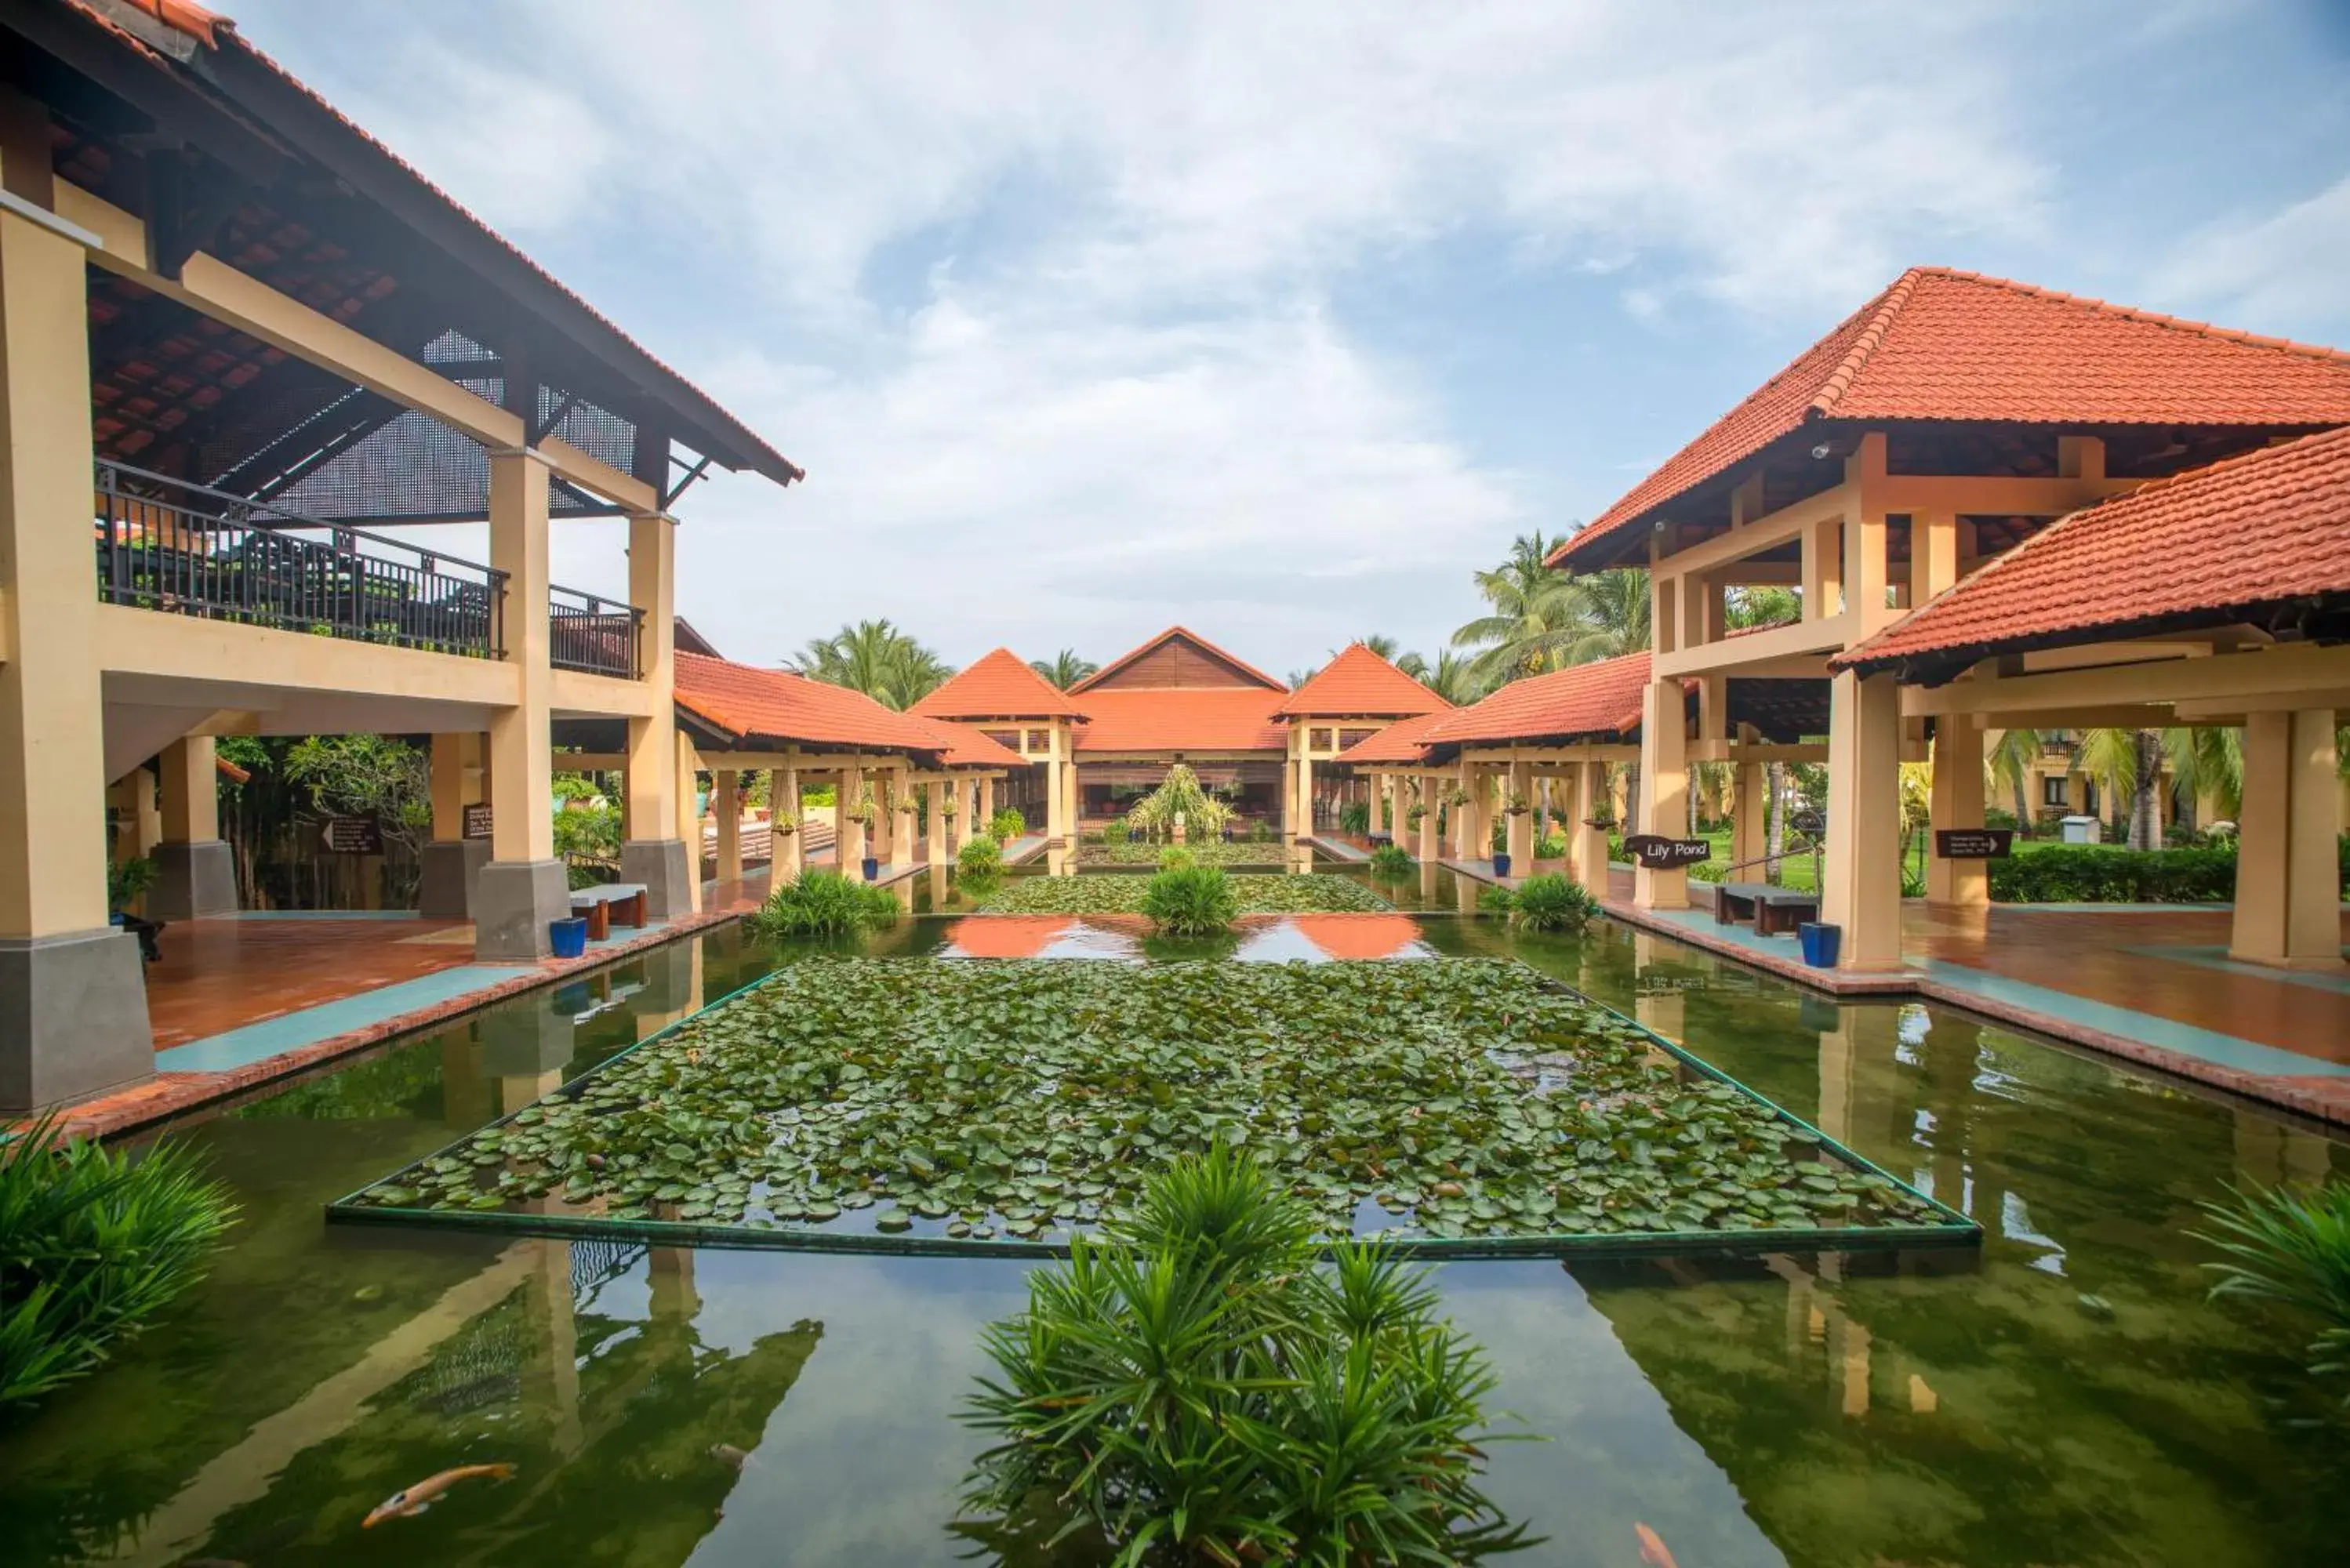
[473,859,572,962]
[620,839,695,918]
[419,839,492,919]
[147,838,238,920]
[0,927,154,1113]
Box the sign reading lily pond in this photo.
[321,816,384,855]
[1622,833,1711,869]
[1934,828,2014,859]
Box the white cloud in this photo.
[2152,175,2350,339]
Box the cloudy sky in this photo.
[234,0,2350,678]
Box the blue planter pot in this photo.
[1491,852,1512,878]
[1798,922,1842,968]
[861,855,881,883]
[550,917,588,959]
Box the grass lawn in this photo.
[344,959,1951,1247]
[975,871,1391,915]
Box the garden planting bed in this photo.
[332,959,1975,1259]
[974,872,1391,915]
[1077,839,1288,868]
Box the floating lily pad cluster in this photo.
[348,959,1945,1247]
[1078,840,1284,868]
[975,873,1390,916]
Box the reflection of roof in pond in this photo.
[1288,914,1428,961]
[943,916,1075,958]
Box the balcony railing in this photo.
[548,587,643,679]
[95,461,505,660]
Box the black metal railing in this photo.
[548,587,643,678]
[95,461,506,659]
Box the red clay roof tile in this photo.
[1333,710,1457,766]
[1276,644,1453,719]
[1418,652,1653,746]
[910,648,1087,720]
[1070,688,1291,753]
[1837,426,2350,680]
[913,718,1029,771]
[1556,267,2350,570]
[674,652,946,755]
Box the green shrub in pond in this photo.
[1508,873,1599,934]
[2,1115,238,1407]
[1139,864,1238,935]
[1476,884,1516,916]
[1338,798,1371,834]
[957,835,1004,878]
[1249,818,1273,843]
[990,807,1025,842]
[746,869,901,938]
[1157,845,1195,872]
[959,1148,1531,1565]
[1101,818,1130,846]
[2196,1179,2350,1403]
[1368,841,1414,877]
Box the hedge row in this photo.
[1987,840,2350,904]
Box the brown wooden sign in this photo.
[321,816,384,855]
[1934,828,2014,859]
[463,803,493,840]
[1623,833,1712,869]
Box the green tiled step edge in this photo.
[327,959,1982,1262]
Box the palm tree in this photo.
[1451,531,1581,687]
[1725,586,1800,630]
[1986,727,2042,831]
[1346,635,1404,662]
[1029,649,1099,691]
[2163,727,2242,828]
[2076,728,2164,849]
[790,619,950,710]
[1416,649,1482,706]
[1553,569,1652,665]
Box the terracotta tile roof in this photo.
[910,648,1087,720]
[1276,644,1453,718]
[1418,652,1654,746]
[1071,688,1291,753]
[1837,426,2350,681]
[1556,267,2350,570]
[914,719,1028,771]
[1333,710,1457,767]
[60,1,802,488]
[1069,626,1287,695]
[1289,915,1428,961]
[674,652,946,755]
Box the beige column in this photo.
[892,769,916,866]
[1926,719,1989,909]
[1062,752,1081,845]
[157,737,217,844]
[775,765,803,880]
[1415,775,1438,862]
[152,734,237,919]
[619,509,691,916]
[1635,678,1690,909]
[713,770,741,884]
[1821,670,1904,970]
[2231,710,2341,969]
[1045,724,1070,844]
[979,775,997,838]
[1281,757,1298,839]
[1571,760,1611,898]
[926,779,950,867]
[838,765,864,873]
[430,733,470,841]
[478,448,568,959]
[1731,736,1767,879]
[1298,750,1317,837]
[1506,759,1535,866]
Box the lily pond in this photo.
[5,891,2348,1566]
[337,959,1960,1250]
[972,870,1392,914]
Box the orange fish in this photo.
[362,1463,515,1526]
[1636,1522,1680,1568]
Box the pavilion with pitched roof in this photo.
[1549,266,2350,973]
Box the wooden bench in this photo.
[568,882,648,941]
[1713,881,1819,936]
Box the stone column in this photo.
[1298,751,1317,837]
[151,735,236,919]
[0,201,151,1109]
[1634,678,1690,909]
[1062,753,1081,848]
[420,731,491,917]
[892,770,916,866]
[926,779,949,867]
[619,510,692,915]
[1571,760,1611,900]
[1415,775,1439,863]
[1925,719,1989,909]
[1045,724,1070,846]
[1820,670,1904,970]
[713,770,741,884]
[673,731,703,913]
[1731,734,1767,883]
[775,766,803,881]
[475,450,571,959]
[979,775,997,839]
[2231,709,2341,969]
[1281,757,1298,839]
[838,765,865,874]
[1506,759,1535,867]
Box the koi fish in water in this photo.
[361,1464,516,1526]
[1636,1522,1680,1568]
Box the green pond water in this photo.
[4,869,2346,1566]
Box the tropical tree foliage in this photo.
[1029,649,1099,691]
[1125,763,1233,840]
[1450,530,1652,688]
[790,619,951,710]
